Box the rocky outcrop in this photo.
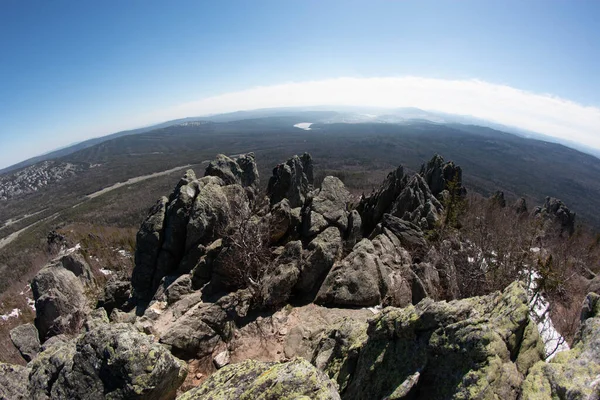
[316,229,414,307]
[514,197,528,214]
[313,282,544,400]
[96,278,131,314]
[31,260,90,342]
[131,154,258,304]
[10,323,41,362]
[522,292,600,399]
[28,323,187,400]
[359,163,445,235]
[491,190,507,207]
[267,153,314,208]
[178,358,340,400]
[419,154,464,198]
[534,196,576,235]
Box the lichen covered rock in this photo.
[178,358,340,400]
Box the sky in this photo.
[1,0,600,169]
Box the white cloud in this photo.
[139,76,600,150]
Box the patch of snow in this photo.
[530,247,541,253]
[467,256,475,263]
[99,268,113,276]
[366,305,383,315]
[117,249,132,258]
[27,298,36,311]
[59,243,81,257]
[293,122,313,130]
[1,308,21,321]
[527,270,570,359]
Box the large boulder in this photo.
[31,263,89,342]
[29,324,187,400]
[315,229,413,308]
[296,227,343,296]
[380,213,427,258]
[10,323,41,362]
[178,358,340,400]
[204,153,258,189]
[261,241,303,307]
[311,176,352,230]
[522,292,600,399]
[267,153,314,208]
[313,282,544,400]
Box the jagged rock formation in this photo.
[267,152,313,207]
[514,197,528,214]
[132,153,258,304]
[178,358,340,400]
[358,157,448,235]
[534,196,576,235]
[491,190,507,207]
[419,154,464,198]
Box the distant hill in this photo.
[3,107,598,175]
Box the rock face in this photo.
[313,282,544,400]
[0,362,30,400]
[10,323,41,362]
[31,261,90,342]
[522,292,600,399]
[267,153,314,208]
[316,229,414,308]
[534,196,576,235]
[358,164,445,235]
[178,358,340,400]
[419,154,464,197]
[131,154,258,304]
[28,324,187,400]
[97,278,131,314]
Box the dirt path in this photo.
[86,164,193,199]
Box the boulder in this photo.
[96,278,131,314]
[267,199,293,243]
[29,324,187,400]
[177,358,340,400]
[59,252,95,287]
[204,153,258,188]
[262,241,302,307]
[296,227,342,295]
[31,264,89,341]
[315,230,412,308]
[315,282,544,400]
[10,323,41,362]
[311,176,352,230]
[0,363,30,400]
[380,213,427,258]
[389,174,443,230]
[267,153,314,208]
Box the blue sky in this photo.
[1,0,600,168]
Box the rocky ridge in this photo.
[2,152,591,399]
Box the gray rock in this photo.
[59,252,95,287]
[83,307,109,331]
[9,323,40,362]
[0,362,30,399]
[267,153,313,208]
[268,199,293,243]
[29,324,187,400]
[296,227,342,295]
[96,278,130,314]
[213,350,230,369]
[32,264,89,342]
[345,209,362,249]
[533,196,576,235]
[132,196,168,302]
[262,241,302,307]
[390,174,443,230]
[189,239,222,289]
[303,210,329,237]
[419,154,464,197]
[312,176,352,229]
[491,190,507,207]
[204,153,258,188]
[514,197,528,214]
[380,213,427,259]
[177,358,340,400]
[316,231,412,308]
[164,274,193,305]
[357,165,408,235]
